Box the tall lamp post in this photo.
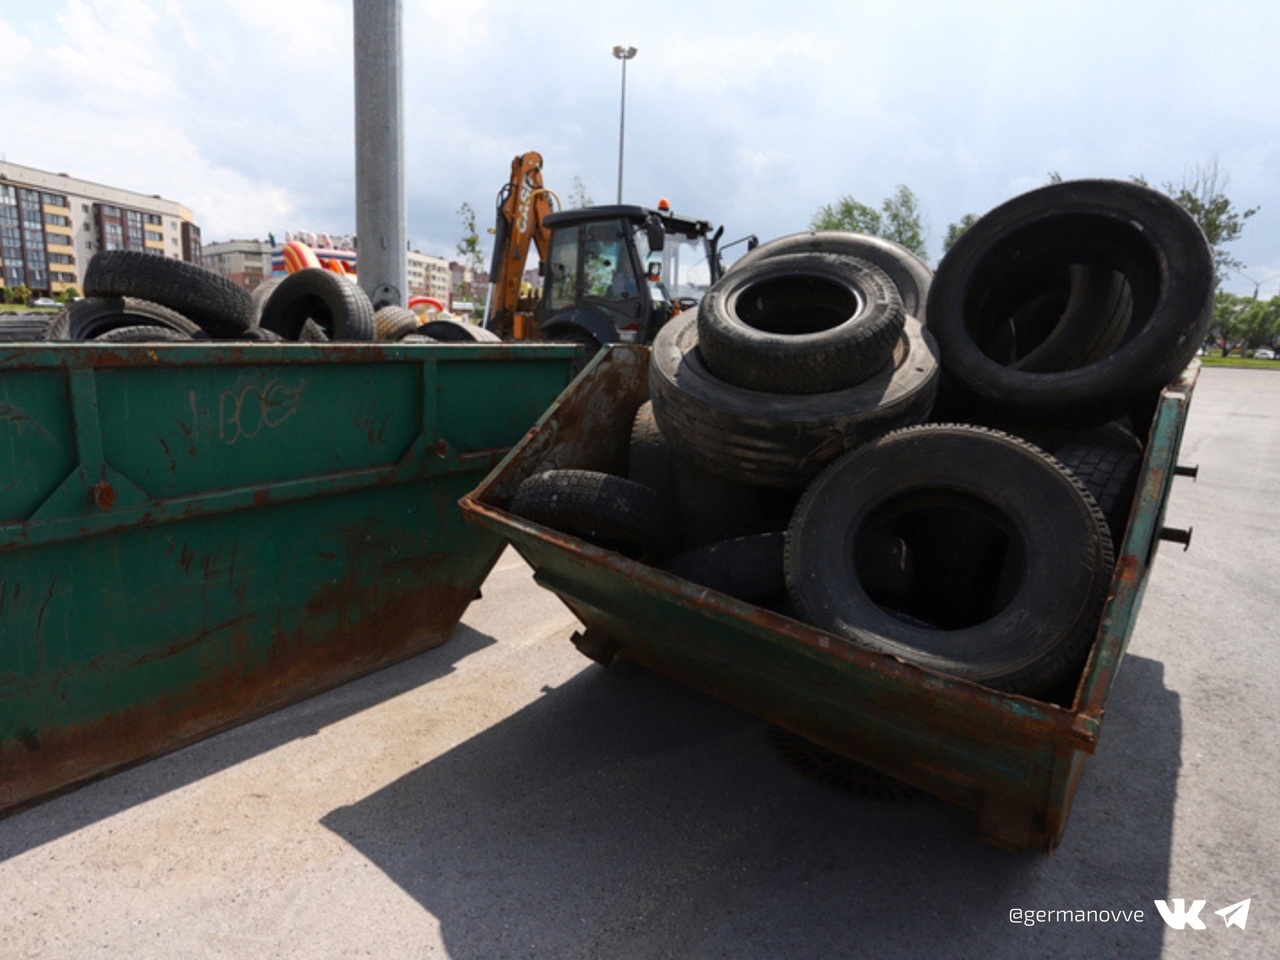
[613,45,637,204]
[1238,271,1280,300]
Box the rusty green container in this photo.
[1,340,574,815]
[460,345,1198,852]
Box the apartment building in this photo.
[202,239,272,291]
[407,249,451,303]
[0,161,201,298]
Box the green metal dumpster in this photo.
[459,345,1198,852]
[1,340,574,815]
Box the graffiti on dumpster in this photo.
[219,379,306,446]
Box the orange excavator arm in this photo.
[486,151,559,337]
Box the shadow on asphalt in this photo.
[322,651,1181,960]
[0,625,496,863]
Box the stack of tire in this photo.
[30,249,498,345]
[512,179,1214,701]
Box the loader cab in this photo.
[536,204,722,348]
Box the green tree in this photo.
[810,185,929,261]
[455,201,486,315]
[1208,291,1280,355]
[943,213,979,254]
[1135,161,1258,288]
[568,176,593,209]
[58,286,80,303]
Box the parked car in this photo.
[30,297,57,308]
[1254,348,1276,360]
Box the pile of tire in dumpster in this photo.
[509,179,1214,702]
[1,249,498,344]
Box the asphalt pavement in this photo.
[1,365,1277,959]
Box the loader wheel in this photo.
[45,296,204,342]
[697,252,904,394]
[509,469,673,559]
[649,312,938,488]
[259,268,376,341]
[546,325,605,378]
[927,179,1214,427]
[786,423,1114,699]
[84,250,253,339]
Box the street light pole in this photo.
[613,45,637,205]
[1236,270,1280,300]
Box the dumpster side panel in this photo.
[1,343,574,815]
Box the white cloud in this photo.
[2,0,1277,278]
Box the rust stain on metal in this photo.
[157,436,179,472]
[91,482,116,511]
[0,573,478,816]
[1114,554,1141,584]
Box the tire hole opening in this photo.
[854,490,1025,630]
[736,274,863,335]
[962,214,1160,370]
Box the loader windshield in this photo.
[643,231,713,302]
[545,219,642,311]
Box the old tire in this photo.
[84,250,253,339]
[697,252,904,394]
[93,324,192,342]
[509,469,673,558]
[1055,442,1143,543]
[649,311,938,488]
[374,305,422,342]
[628,401,775,548]
[249,278,282,324]
[45,296,204,342]
[0,314,53,341]
[661,532,787,604]
[259,268,375,342]
[727,231,933,323]
[927,179,1214,427]
[786,424,1114,698]
[420,318,501,342]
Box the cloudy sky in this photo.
[3,0,1278,296]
